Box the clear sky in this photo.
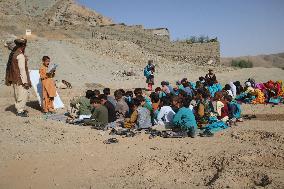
[77,0,284,57]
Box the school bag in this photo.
[143,66,151,78]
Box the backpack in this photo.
[143,66,151,77]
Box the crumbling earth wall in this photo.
[88,24,220,65]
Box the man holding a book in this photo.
[39,56,57,114]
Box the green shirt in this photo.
[70,96,91,115]
[89,105,108,126]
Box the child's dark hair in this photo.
[160,96,171,106]
[85,90,95,99]
[98,94,107,101]
[90,97,101,104]
[135,95,145,103]
[132,98,141,107]
[155,87,161,93]
[199,76,205,81]
[103,88,111,95]
[225,95,233,102]
[42,56,50,62]
[197,88,209,99]
[118,89,125,96]
[125,91,133,97]
[150,92,159,103]
[178,89,187,98]
[183,82,189,87]
[161,81,167,86]
[182,97,192,108]
[224,84,231,91]
[114,90,123,99]
[93,89,100,97]
[134,88,142,96]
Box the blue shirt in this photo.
[173,107,197,129]
[184,87,193,97]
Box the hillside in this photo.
[0,0,220,68]
[221,53,284,68]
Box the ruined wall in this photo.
[148,28,170,38]
[90,25,220,65]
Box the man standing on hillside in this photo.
[5,38,31,117]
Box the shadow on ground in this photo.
[5,100,41,114]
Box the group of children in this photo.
[234,79,284,105]
[68,69,264,137]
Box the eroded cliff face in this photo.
[0,0,219,70]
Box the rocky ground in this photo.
[0,1,284,188]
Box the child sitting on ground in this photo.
[103,88,117,107]
[156,97,176,128]
[124,98,152,129]
[171,96,182,113]
[195,89,214,127]
[213,92,229,122]
[161,81,171,96]
[173,97,197,138]
[84,97,108,129]
[225,95,243,124]
[150,92,160,113]
[99,94,116,123]
[155,87,166,99]
[69,90,94,120]
[125,91,134,106]
[114,90,129,120]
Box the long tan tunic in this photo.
[39,64,56,112]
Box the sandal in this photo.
[103,138,119,144]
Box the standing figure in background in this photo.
[39,56,57,114]
[5,38,31,117]
[144,60,155,91]
[205,69,217,86]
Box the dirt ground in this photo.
[1,1,283,187]
[0,78,284,189]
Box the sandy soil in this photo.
[0,66,284,189]
[1,1,283,188]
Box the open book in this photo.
[47,63,58,74]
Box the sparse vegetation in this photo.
[183,36,218,44]
[231,59,253,68]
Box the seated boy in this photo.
[114,90,129,120]
[195,90,214,127]
[173,97,197,138]
[84,97,108,129]
[99,94,116,123]
[225,95,243,124]
[103,88,117,107]
[212,92,229,122]
[156,97,175,128]
[124,98,152,129]
[69,90,94,120]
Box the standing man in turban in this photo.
[5,38,31,117]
